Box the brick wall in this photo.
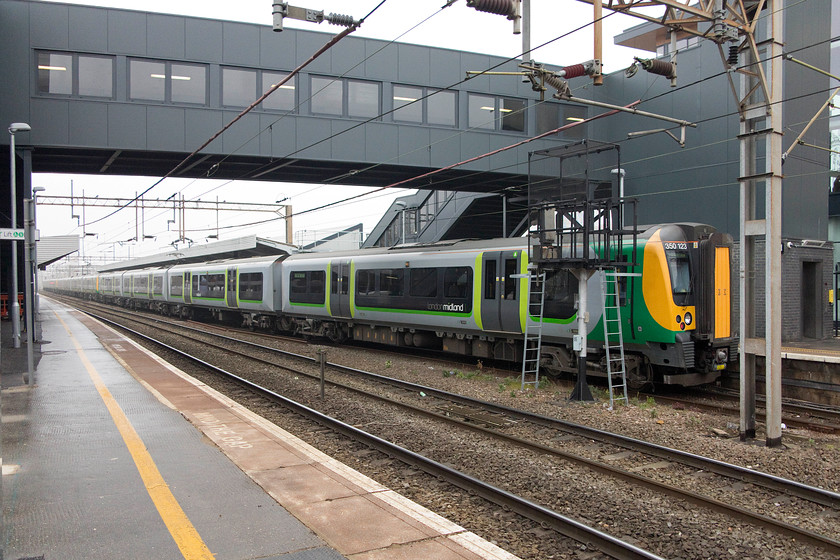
[730,241,834,341]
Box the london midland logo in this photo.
[427,302,465,312]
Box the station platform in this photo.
[0,299,517,560]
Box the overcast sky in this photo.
[33,0,652,263]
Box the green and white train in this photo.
[48,223,735,388]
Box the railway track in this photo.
[64,298,840,560]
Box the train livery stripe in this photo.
[325,262,332,316]
[519,252,528,333]
[714,246,731,339]
[473,253,483,330]
[642,229,696,332]
[350,260,356,319]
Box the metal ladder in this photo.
[601,269,628,408]
[521,271,546,391]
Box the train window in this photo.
[666,250,691,296]
[152,276,164,296]
[409,268,438,298]
[379,269,404,297]
[193,273,225,298]
[289,270,326,304]
[239,272,263,302]
[443,267,471,299]
[170,275,183,297]
[356,270,376,295]
[503,259,517,300]
[543,269,578,319]
[134,275,149,293]
[484,261,497,299]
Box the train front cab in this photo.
[643,224,735,386]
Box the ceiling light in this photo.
[393,96,417,102]
[566,117,585,122]
[38,65,67,71]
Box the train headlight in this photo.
[684,312,692,326]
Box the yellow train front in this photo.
[618,223,735,386]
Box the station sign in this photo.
[0,229,25,240]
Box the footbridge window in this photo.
[311,76,380,119]
[468,94,526,133]
[393,85,457,127]
[37,51,114,99]
[129,59,206,105]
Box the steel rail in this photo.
[639,393,840,434]
[71,297,840,510]
[82,309,666,560]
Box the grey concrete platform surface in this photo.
[1,298,519,560]
[0,301,346,560]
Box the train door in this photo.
[184,273,193,305]
[226,267,237,308]
[329,260,351,318]
[480,251,522,333]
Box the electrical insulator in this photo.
[543,73,565,91]
[637,58,676,80]
[559,64,587,79]
[325,13,355,27]
[467,0,517,17]
[728,44,739,66]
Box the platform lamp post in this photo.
[9,122,31,349]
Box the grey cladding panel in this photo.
[69,101,109,148]
[398,44,430,85]
[460,132,491,171]
[30,2,69,49]
[147,14,185,59]
[331,121,365,162]
[429,129,461,166]
[295,32,332,74]
[108,104,147,150]
[366,122,399,163]
[223,22,260,66]
[296,117,332,159]
[398,127,431,166]
[108,10,147,55]
[147,106,186,151]
[332,40,366,79]
[260,27,296,70]
[259,114,297,157]
[30,99,70,146]
[69,7,109,53]
[429,49,461,86]
[220,111,261,155]
[365,39,398,81]
[185,109,224,153]
[186,19,223,61]
[459,53,492,91]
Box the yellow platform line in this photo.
[56,312,215,559]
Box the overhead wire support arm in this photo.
[271,2,358,31]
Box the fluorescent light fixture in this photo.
[38,65,67,71]
[498,108,513,113]
[271,84,295,90]
[480,106,495,111]
[393,96,417,102]
[566,117,585,122]
[151,74,191,81]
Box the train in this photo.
[45,223,736,388]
